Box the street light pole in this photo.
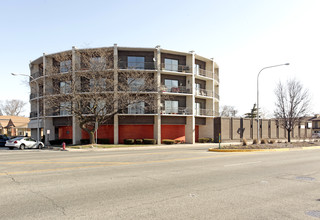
[257,63,289,143]
[11,73,40,143]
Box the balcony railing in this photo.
[195,88,213,97]
[214,93,220,100]
[161,64,192,73]
[195,109,214,116]
[195,68,213,78]
[30,111,43,118]
[161,86,191,94]
[160,107,191,115]
[30,71,43,79]
[118,61,155,70]
[214,72,219,82]
[120,106,156,114]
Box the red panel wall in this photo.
[195,125,199,142]
[161,125,185,142]
[119,125,154,144]
[59,126,72,139]
[81,125,114,143]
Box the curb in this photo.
[208,146,320,152]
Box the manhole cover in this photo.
[296,176,315,181]
[306,210,320,218]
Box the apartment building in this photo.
[28,45,220,144]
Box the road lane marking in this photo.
[0,154,242,176]
[224,161,262,167]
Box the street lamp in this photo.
[257,63,289,143]
[11,73,40,143]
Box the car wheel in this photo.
[20,144,25,150]
[38,144,43,149]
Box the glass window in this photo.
[128,101,145,114]
[195,83,201,95]
[164,79,178,92]
[164,59,178,71]
[90,78,107,90]
[165,100,178,114]
[128,56,145,69]
[60,102,71,116]
[60,81,71,94]
[60,60,71,73]
[195,64,200,75]
[128,78,145,91]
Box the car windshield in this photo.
[12,137,24,141]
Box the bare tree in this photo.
[274,79,310,142]
[1,99,26,116]
[219,105,238,117]
[44,48,158,144]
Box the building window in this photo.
[195,102,201,115]
[164,79,178,92]
[195,83,201,95]
[128,101,145,114]
[60,102,71,116]
[165,100,178,114]
[128,78,145,91]
[164,58,178,71]
[90,78,107,90]
[90,57,105,69]
[60,81,71,94]
[90,100,106,115]
[128,56,145,69]
[60,60,71,73]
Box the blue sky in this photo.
[1,0,319,117]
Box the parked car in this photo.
[5,137,44,150]
[0,135,10,147]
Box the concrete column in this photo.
[113,44,119,144]
[72,46,81,144]
[185,51,195,144]
[42,53,48,145]
[155,45,161,144]
[44,117,55,143]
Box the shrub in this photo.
[143,139,156,144]
[135,139,143,144]
[124,139,135,144]
[252,139,257,144]
[208,138,214,143]
[80,139,90,145]
[261,139,266,144]
[162,139,175,144]
[98,139,109,144]
[242,138,247,146]
[175,140,182,144]
[277,140,282,143]
[269,139,275,144]
[199,138,209,143]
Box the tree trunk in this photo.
[287,130,291,143]
[89,131,96,144]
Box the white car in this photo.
[5,137,44,150]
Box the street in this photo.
[0,145,320,219]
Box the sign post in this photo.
[219,133,221,149]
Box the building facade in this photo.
[29,45,220,144]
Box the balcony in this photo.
[30,111,43,118]
[195,88,213,97]
[214,72,219,82]
[195,68,213,78]
[214,93,220,100]
[118,61,155,70]
[160,107,191,115]
[120,106,156,115]
[30,71,43,80]
[161,86,191,94]
[161,64,192,73]
[195,109,214,116]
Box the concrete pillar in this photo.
[155,45,161,144]
[44,118,55,145]
[185,51,195,144]
[113,44,119,144]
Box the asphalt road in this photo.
[0,145,320,219]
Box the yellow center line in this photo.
[0,153,241,176]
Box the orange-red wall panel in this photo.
[81,125,114,143]
[161,125,185,142]
[195,125,199,142]
[59,126,72,139]
[119,125,154,144]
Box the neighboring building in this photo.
[0,116,30,137]
[29,45,220,144]
[308,114,320,137]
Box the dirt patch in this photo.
[220,141,319,149]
